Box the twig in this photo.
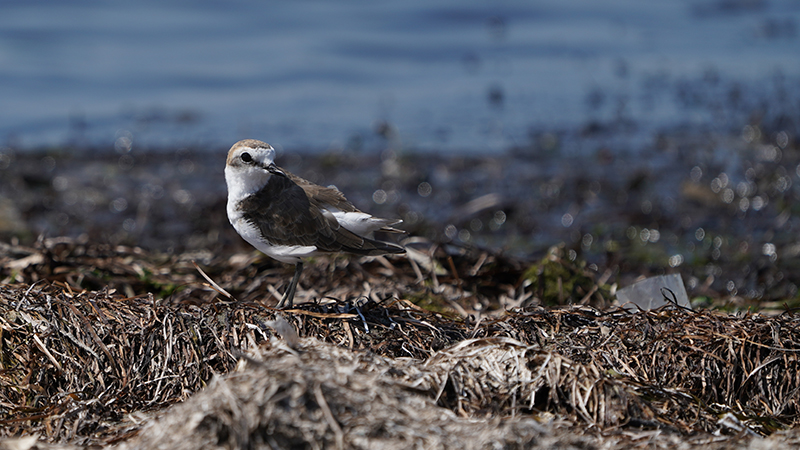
[314,383,344,450]
[193,261,235,300]
[33,334,63,373]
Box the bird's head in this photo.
[225,139,286,198]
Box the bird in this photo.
[224,139,405,309]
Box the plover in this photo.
[225,139,405,309]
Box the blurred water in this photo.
[0,0,798,152]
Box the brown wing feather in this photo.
[239,169,404,255]
[287,173,360,213]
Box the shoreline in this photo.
[1,119,799,306]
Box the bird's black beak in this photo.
[266,163,287,178]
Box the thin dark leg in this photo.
[276,262,303,309]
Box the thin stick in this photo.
[314,383,344,450]
[193,260,235,300]
[33,334,63,373]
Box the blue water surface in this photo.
[1,0,798,152]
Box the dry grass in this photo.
[2,239,800,448]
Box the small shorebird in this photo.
[225,139,405,308]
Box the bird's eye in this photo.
[241,152,253,163]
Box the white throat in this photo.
[225,165,271,218]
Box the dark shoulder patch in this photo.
[240,172,405,256]
[239,175,325,247]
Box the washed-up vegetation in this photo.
[2,238,800,449]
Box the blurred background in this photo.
[2,0,800,305]
[1,0,797,152]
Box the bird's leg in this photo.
[276,262,303,309]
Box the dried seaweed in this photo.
[2,239,800,448]
[118,339,563,450]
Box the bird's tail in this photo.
[359,238,405,256]
[376,219,406,235]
